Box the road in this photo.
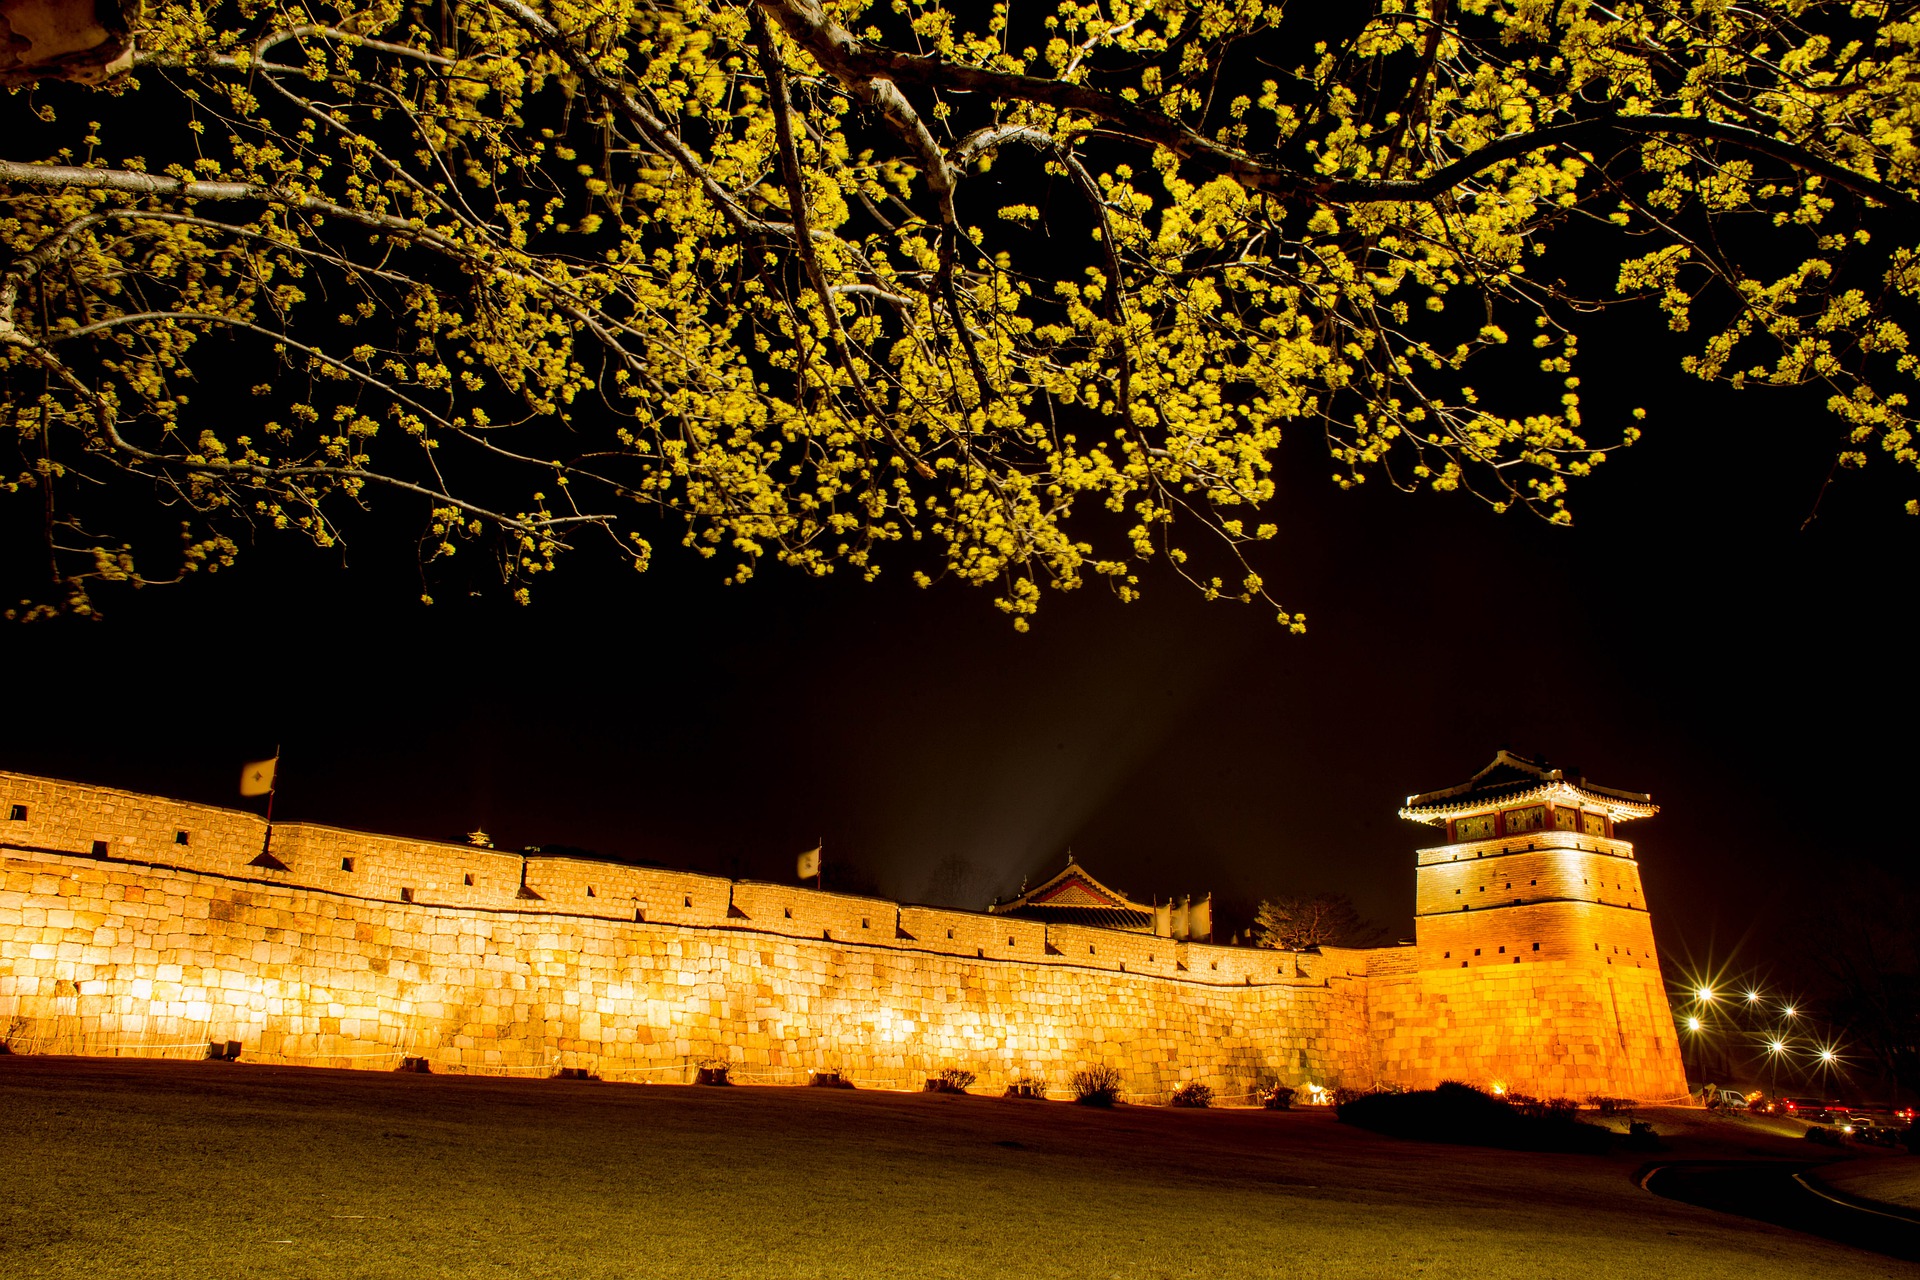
[1645,1160,1920,1264]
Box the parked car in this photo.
[1717,1092,1750,1111]
[1779,1096,1828,1119]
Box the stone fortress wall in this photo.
[0,771,1689,1101]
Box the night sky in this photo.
[2,311,1913,978]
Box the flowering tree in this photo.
[3,0,1915,620]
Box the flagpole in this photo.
[816,836,822,890]
[261,744,280,859]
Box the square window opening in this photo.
[91,839,108,857]
[463,873,474,886]
[341,857,355,872]
[174,830,190,846]
[400,887,414,903]
[8,804,25,821]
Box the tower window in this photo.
[784,908,793,919]
[587,886,596,898]
[684,896,691,907]
[946,929,953,939]
[341,858,355,872]
[1455,889,1461,895]
[1532,942,1540,951]
[174,830,190,846]
[862,918,870,929]
[1474,948,1481,956]
[463,873,474,886]
[1530,879,1536,886]
[8,804,25,820]
[91,840,108,857]
[1443,951,1450,958]
[400,887,414,903]
[1498,946,1505,954]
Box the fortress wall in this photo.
[0,772,1688,1101]
[1415,848,1647,915]
[1416,902,1661,970]
[1365,959,1689,1100]
[0,847,1375,1099]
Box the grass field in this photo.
[0,1057,1907,1280]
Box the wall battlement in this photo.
[0,770,1690,1101]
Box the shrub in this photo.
[1623,1120,1662,1151]
[808,1070,854,1088]
[695,1060,731,1086]
[1003,1076,1048,1100]
[1170,1081,1213,1108]
[553,1066,598,1081]
[1587,1095,1634,1117]
[1336,1081,1613,1154]
[925,1067,976,1095]
[1070,1064,1123,1107]
[1507,1093,1579,1121]
[1262,1084,1296,1111]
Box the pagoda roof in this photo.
[1399,749,1658,825]
[988,859,1155,932]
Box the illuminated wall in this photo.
[0,772,1689,1100]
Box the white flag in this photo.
[239,756,278,797]
[796,846,820,880]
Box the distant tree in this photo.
[1251,891,1384,951]
[1802,867,1920,1102]
[5,1,1919,620]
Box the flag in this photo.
[240,756,277,797]
[796,846,820,880]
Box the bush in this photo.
[1070,1064,1123,1107]
[694,1060,731,1086]
[1003,1076,1048,1100]
[1262,1084,1296,1111]
[808,1070,854,1088]
[1623,1120,1662,1151]
[1335,1081,1613,1154]
[1587,1095,1634,1116]
[925,1067,976,1095]
[1170,1081,1213,1108]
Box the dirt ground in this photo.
[0,1056,1910,1280]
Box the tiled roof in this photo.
[989,860,1155,932]
[1400,749,1658,824]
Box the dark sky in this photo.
[2,317,1913,979]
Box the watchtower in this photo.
[1398,749,1663,972]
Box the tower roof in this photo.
[1399,749,1658,825]
[988,860,1154,931]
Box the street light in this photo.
[1686,1015,1703,1032]
[1696,986,1715,1002]
[1783,1005,1798,1018]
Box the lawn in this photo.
[0,1057,1905,1280]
